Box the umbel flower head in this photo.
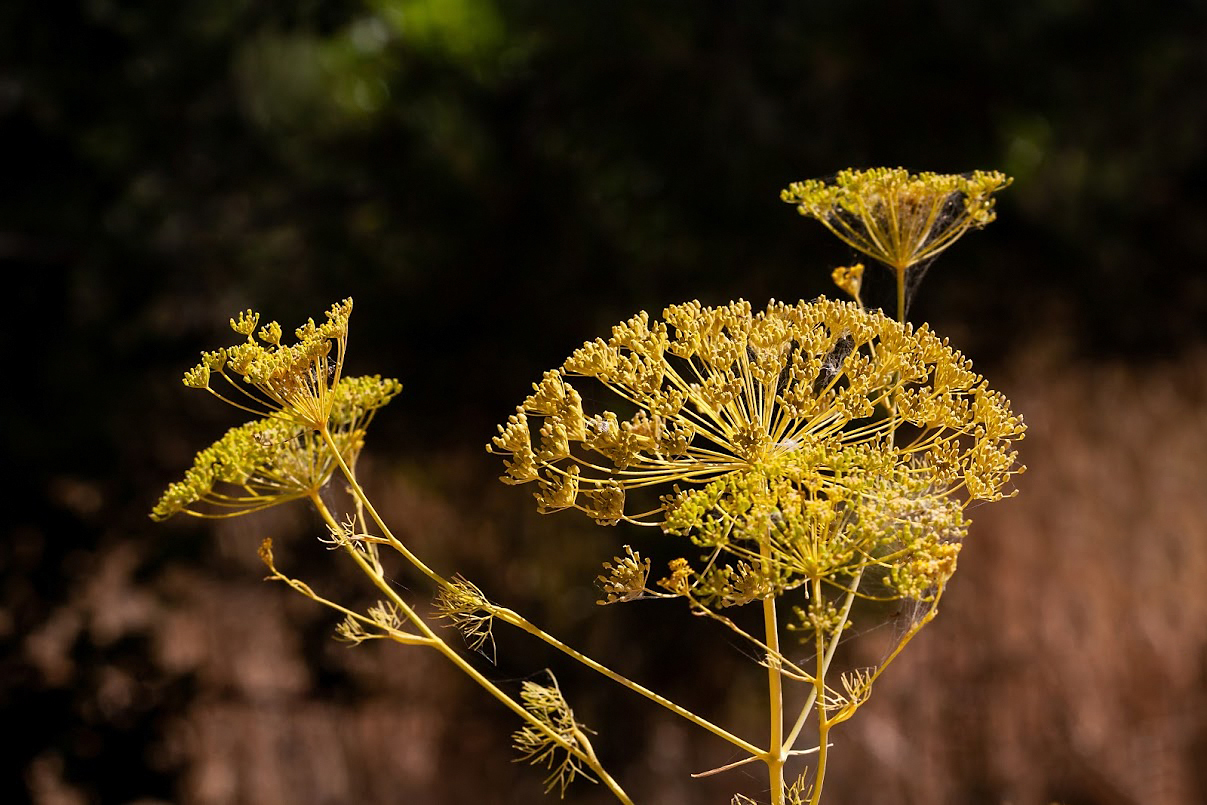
[151,374,401,521]
[152,299,402,521]
[182,298,356,431]
[780,168,1011,274]
[490,297,1025,604]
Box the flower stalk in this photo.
[781,168,1011,321]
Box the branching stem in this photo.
[306,492,634,805]
[493,606,764,759]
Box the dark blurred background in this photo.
[5,1,1207,803]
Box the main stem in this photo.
[808,577,831,805]
[762,534,786,805]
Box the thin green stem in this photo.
[861,585,946,692]
[688,601,815,684]
[763,593,786,805]
[493,606,765,759]
[320,426,447,589]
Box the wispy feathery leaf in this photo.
[512,673,597,797]
[434,575,498,661]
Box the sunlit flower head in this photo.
[780,168,1011,273]
[152,373,401,521]
[490,297,1025,602]
[182,298,355,430]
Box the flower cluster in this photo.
[183,298,356,430]
[780,168,1011,273]
[152,299,402,521]
[490,297,1025,606]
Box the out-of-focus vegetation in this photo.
[5,1,1207,803]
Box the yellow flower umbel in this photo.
[151,374,401,520]
[153,299,637,804]
[781,168,1011,320]
[182,298,356,430]
[491,297,1023,596]
[152,299,402,521]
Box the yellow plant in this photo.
[781,167,1011,320]
[154,299,632,801]
[489,295,1024,803]
[154,167,1024,805]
